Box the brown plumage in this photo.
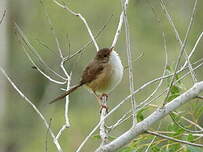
[49,83,83,104]
[50,48,113,104]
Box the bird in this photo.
[50,47,123,107]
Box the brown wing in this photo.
[80,60,104,84]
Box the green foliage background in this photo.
[1,0,203,151]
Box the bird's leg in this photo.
[92,92,109,113]
[93,91,102,105]
[99,93,109,113]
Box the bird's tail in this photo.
[49,83,83,104]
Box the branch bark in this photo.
[96,81,203,152]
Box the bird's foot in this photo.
[100,104,109,114]
[99,93,109,114]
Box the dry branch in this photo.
[0,9,6,24]
[0,68,63,152]
[96,81,203,152]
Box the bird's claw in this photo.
[100,104,109,114]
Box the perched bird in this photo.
[50,47,123,106]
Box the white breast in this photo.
[107,50,124,93]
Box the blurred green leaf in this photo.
[108,135,116,140]
[167,122,184,136]
[187,145,203,152]
[167,85,181,102]
[118,147,136,152]
[165,65,185,102]
[137,111,144,122]
[92,134,101,140]
[186,133,195,142]
[151,146,165,152]
[194,102,203,119]
[136,107,149,122]
[92,134,116,141]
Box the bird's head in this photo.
[95,47,114,63]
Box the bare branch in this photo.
[163,0,198,105]
[14,23,67,82]
[196,96,203,100]
[160,0,198,83]
[99,96,108,147]
[107,110,131,131]
[123,0,137,125]
[0,9,6,24]
[23,46,66,84]
[45,118,52,152]
[53,0,99,51]
[146,130,203,148]
[0,68,63,152]
[41,0,73,135]
[170,112,203,133]
[111,0,129,48]
[64,14,113,62]
[96,81,203,151]
[138,32,168,112]
[106,59,203,132]
[41,0,64,58]
[136,60,203,113]
[149,104,203,132]
[144,123,161,152]
[181,31,203,70]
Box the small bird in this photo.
[50,47,123,105]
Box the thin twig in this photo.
[170,112,203,133]
[41,0,64,58]
[106,59,203,134]
[122,0,136,125]
[111,0,129,48]
[107,59,203,131]
[160,0,200,133]
[53,0,99,51]
[106,110,132,131]
[144,123,162,152]
[14,23,67,81]
[15,32,66,84]
[0,10,6,24]
[45,118,52,152]
[139,32,168,111]
[64,14,113,62]
[137,60,203,113]
[120,52,143,70]
[23,46,66,84]
[99,96,108,147]
[146,130,203,148]
[196,96,203,100]
[163,0,198,105]
[35,39,60,58]
[149,104,203,135]
[160,0,197,83]
[0,68,63,152]
[181,31,203,70]
[63,72,72,128]
[41,0,72,134]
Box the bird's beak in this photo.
[110,47,114,53]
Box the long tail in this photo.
[49,83,83,104]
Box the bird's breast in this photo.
[107,50,124,92]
